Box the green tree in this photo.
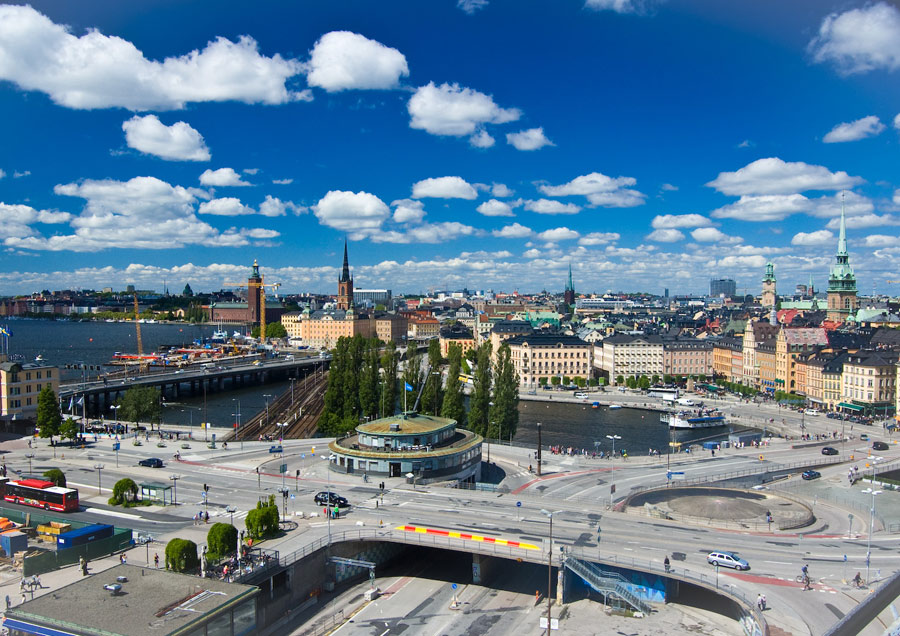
[165,538,199,572]
[319,337,347,436]
[359,339,381,420]
[461,358,472,374]
[573,376,586,388]
[468,343,493,437]
[60,417,79,443]
[420,340,443,415]
[119,386,161,431]
[625,376,637,389]
[441,344,466,426]
[110,478,138,505]
[651,375,660,385]
[663,374,674,384]
[380,341,399,418]
[206,523,238,560]
[588,377,599,387]
[402,344,424,411]
[251,322,287,339]
[550,376,561,386]
[341,336,364,426]
[563,375,572,385]
[638,375,651,390]
[615,375,625,386]
[489,343,519,442]
[538,377,548,386]
[245,495,280,539]
[36,386,62,440]
[42,468,66,488]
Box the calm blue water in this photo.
[2,320,744,445]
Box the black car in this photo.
[821,447,839,456]
[138,457,164,468]
[314,491,349,507]
[873,441,889,451]
[801,470,821,480]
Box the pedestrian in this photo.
[21,593,26,606]
[664,556,670,573]
[154,553,160,569]
[333,504,339,519]
[760,594,766,610]
[204,511,209,523]
[5,594,9,610]
[34,575,42,589]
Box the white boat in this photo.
[34,355,44,362]
[661,409,726,430]
[608,404,622,410]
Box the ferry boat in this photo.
[608,404,622,410]
[661,408,726,430]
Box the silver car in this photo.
[707,551,749,570]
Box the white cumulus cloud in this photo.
[122,114,210,161]
[198,197,254,216]
[711,194,812,222]
[826,214,900,230]
[412,176,478,199]
[259,195,305,217]
[199,168,251,187]
[506,127,554,151]
[578,232,619,246]
[823,116,885,143]
[458,0,489,14]
[651,214,713,229]
[469,130,495,148]
[0,5,303,110]
[646,228,684,242]
[690,227,741,244]
[523,199,580,215]
[391,199,426,224]
[491,183,513,197]
[537,227,579,241]
[0,203,71,240]
[539,171,645,208]
[492,223,533,239]
[313,190,390,236]
[476,199,515,217]
[407,82,520,138]
[864,234,898,247]
[305,31,408,92]
[706,157,863,196]
[791,230,834,246]
[809,2,900,75]
[585,0,650,13]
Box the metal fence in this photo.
[23,529,133,576]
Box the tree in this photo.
[110,478,138,505]
[60,417,79,443]
[615,375,624,386]
[489,343,519,442]
[206,523,238,560]
[538,377,548,386]
[563,375,572,385]
[402,344,424,410]
[43,468,66,488]
[638,375,651,390]
[550,376,561,386]
[119,386,161,431]
[36,386,62,440]
[663,374,674,384]
[441,344,466,427]
[420,340,443,416]
[573,376,586,388]
[319,337,347,436]
[341,336,363,425]
[651,375,660,385]
[359,339,381,420]
[625,376,637,389]
[588,378,599,387]
[468,343,493,437]
[380,341,399,418]
[245,495,279,539]
[165,538,199,572]
[252,322,287,339]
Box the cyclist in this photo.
[852,572,862,588]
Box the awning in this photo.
[807,397,823,404]
[837,402,864,412]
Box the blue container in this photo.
[0,531,27,557]
[57,524,113,549]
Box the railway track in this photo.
[234,373,328,441]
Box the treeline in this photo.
[318,336,520,442]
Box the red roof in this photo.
[15,479,53,489]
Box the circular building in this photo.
[328,412,482,484]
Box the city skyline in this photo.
[2,1,900,295]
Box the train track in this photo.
[234,373,328,441]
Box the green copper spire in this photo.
[828,192,856,293]
[250,259,260,280]
[837,191,848,256]
[566,263,574,292]
[762,261,775,283]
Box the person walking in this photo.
[664,556,670,573]
[154,553,160,569]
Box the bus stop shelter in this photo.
[140,482,173,505]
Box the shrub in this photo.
[110,478,138,506]
[165,538,199,573]
[42,468,66,488]
[245,495,280,540]
[206,523,238,560]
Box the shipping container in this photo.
[56,524,113,549]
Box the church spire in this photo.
[837,191,848,256]
[340,239,351,283]
[566,263,574,292]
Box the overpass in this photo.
[58,356,330,417]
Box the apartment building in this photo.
[840,351,898,415]
[0,356,60,426]
[506,334,592,388]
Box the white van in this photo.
[676,397,695,406]
[574,392,588,399]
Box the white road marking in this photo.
[84,507,142,520]
[765,561,793,565]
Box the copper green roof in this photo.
[357,413,455,435]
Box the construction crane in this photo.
[133,293,147,373]
[887,281,900,284]
[225,265,282,340]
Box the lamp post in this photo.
[263,394,272,430]
[321,455,332,545]
[25,453,34,476]
[539,509,561,636]
[232,398,242,436]
[226,505,237,526]
[431,371,440,415]
[290,378,296,407]
[169,474,180,506]
[861,486,882,586]
[536,422,542,476]
[110,404,120,435]
[94,463,104,494]
[607,434,621,506]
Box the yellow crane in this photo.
[224,270,282,340]
[887,281,900,284]
[133,293,147,373]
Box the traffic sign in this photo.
[112,442,120,451]
[516,501,522,508]
[290,494,295,500]
[279,463,287,474]
[451,583,457,590]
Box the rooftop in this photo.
[357,412,455,435]
[6,564,257,636]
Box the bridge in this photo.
[58,355,331,419]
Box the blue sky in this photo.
[1,0,900,296]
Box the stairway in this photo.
[563,557,652,615]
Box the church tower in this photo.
[761,261,776,308]
[247,259,262,325]
[563,263,575,306]
[337,240,354,311]
[827,196,858,322]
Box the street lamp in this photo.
[25,453,34,475]
[94,463,104,494]
[263,394,272,429]
[536,422,542,476]
[607,434,621,506]
[321,455,333,545]
[539,509,562,636]
[861,486,882,586]
[169,474,180,506]
[232,398,242,435]
[110,404,120,435]
[226,505,237,526]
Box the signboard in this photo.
[539,617,559,630]
[112,442,120,451]
[279,463,287,474]
[516,501,522,508]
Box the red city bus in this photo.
[3,479,79,512]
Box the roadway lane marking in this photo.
[84,507,143,520]
[764,561,793,565]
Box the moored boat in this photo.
[661,408,726,429]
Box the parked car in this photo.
[804,409,819,416]
[138,458,164,468]
[821,447,839,456]
[860,434,869,441]
[314,491,349,507]
[801,470,821,480]
[873,441,889,451]
[707,551,749,570]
